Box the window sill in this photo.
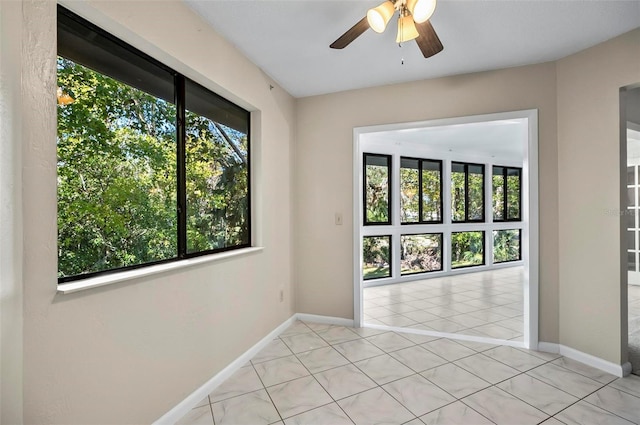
[57,247,264,295]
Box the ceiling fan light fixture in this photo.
[366,1,395,33]
[396,14,419,43]
[407,0,437,24]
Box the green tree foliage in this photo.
[506,173,520,219]
[400,234,441,274]
[401,161,441,223]
[492,173,505,220]
[493,229,520,263]
[57,57,248,278]
[362,236,390,279]
[365,163,389,223]
[185,115,248,253]
[493,167,521,221]
[451,169,465,221]
[400,166,419,222]
[421,168,441,221]
[451,231,484,268]
[467,169,484,220]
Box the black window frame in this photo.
[451,231,486,269]
[363,153,392,226]
[400,157,443,225]
[451,162,485,223]
[492,166,522,222]
[492,229,522,264]
[399,232,444,276]
[57,6,251,284]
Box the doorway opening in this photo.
[622,85,640,376]
[353,110,539,350]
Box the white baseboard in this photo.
[154,314,298,424]
[295,313,354,327]
[537,341,559,354]
[538,341,631,377]
[154,313,354,424]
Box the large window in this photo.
[400,158,442,224]
[57,7,250,282]
[361,151,524,283]
[451,162,484,222]
[493,166,521,221]
[363,153,392,225]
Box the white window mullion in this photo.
[392,154,402,279]
[486,162,494,267]
[443,160,452,272]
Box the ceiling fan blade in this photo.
[330,17,369,49]
[415,20,444,58]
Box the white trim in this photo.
[154,314,297,424]
[296,313,354,327]
[537,341,560,354]
[353,127,363,328]
[525,109,540,350]
[538,342,632,377]
[58,247,264,294]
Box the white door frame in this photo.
[352,109,539,350]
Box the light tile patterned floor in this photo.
[363,267,525,341]
[177,321,640,425]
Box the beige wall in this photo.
[1,1,24,423]
[13,0,296,423]
[294,62,560,343]
[557,29,640,364]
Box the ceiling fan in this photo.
[330,0,443,59]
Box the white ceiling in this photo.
[363,118,526,162]
[185,0,640,98]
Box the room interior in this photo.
[356,116,529,345]
[1,0,640,423]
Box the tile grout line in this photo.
[280,323,358,423]
[545,381,627,424]
[302,325,424,423]
[249,342,287,424]
[572,388,640,425]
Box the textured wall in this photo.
[294,62,560,343]
[18,0,296,423]
[557,28,640,364]
[0,1,25,423]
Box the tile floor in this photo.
[177,320,640,425]
[363,266,524,341]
